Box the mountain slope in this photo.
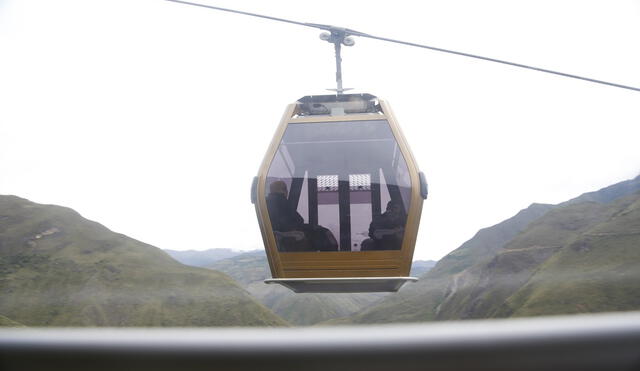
[430,201,616,320]
[208,251,386,325]
[430,203,555,277]
[324,202,554,324]
[496,193,640,317]
[0,313,24,327]
[564,175,640,205]
[0,196,287,327]
[337,176,640,324]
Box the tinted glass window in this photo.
[265,120,412,252]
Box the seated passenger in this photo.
[266,180,338,252]
[361,200,406,251]
[266,180,304,232]
[306,224,338,252]
[266,180,309,252]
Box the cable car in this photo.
[251,93,428,293]
[170,0,639,294]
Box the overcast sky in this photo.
[1,0,639,261]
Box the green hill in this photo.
[329,202,553,324]
[0,196,287,327]
[496,193,640,317]
[430,203,555,277]
[336,175,640,324]
[208,251,386,326]
[0,313,24,327]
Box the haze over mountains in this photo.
[167,250,435,325]
[207,250,387,325]
[1,175,638,327]
[164,248,246,267]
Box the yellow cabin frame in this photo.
[252,94,426,292]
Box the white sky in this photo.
[1,0,639,261]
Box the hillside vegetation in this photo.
[497,194,640,317]
[0,196,287,327]
[0,313,24,327]
[335,175,640,324]
[3,175,637,327]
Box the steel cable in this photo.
[165,0,640,92]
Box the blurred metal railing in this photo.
[1,311,639,371]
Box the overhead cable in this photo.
[165,0,640,93]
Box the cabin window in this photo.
[265,120,412,252]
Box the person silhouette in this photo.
[266,180,338,252]
[266,180,304,232]
[361,200,406,251]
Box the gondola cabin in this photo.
[252,94,427,293]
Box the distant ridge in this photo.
[564,174,640,205]
[410,260,437,277]
[165,248,251,267]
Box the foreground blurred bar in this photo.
[1,311,639,371]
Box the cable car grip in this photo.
[312,24,356,95]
